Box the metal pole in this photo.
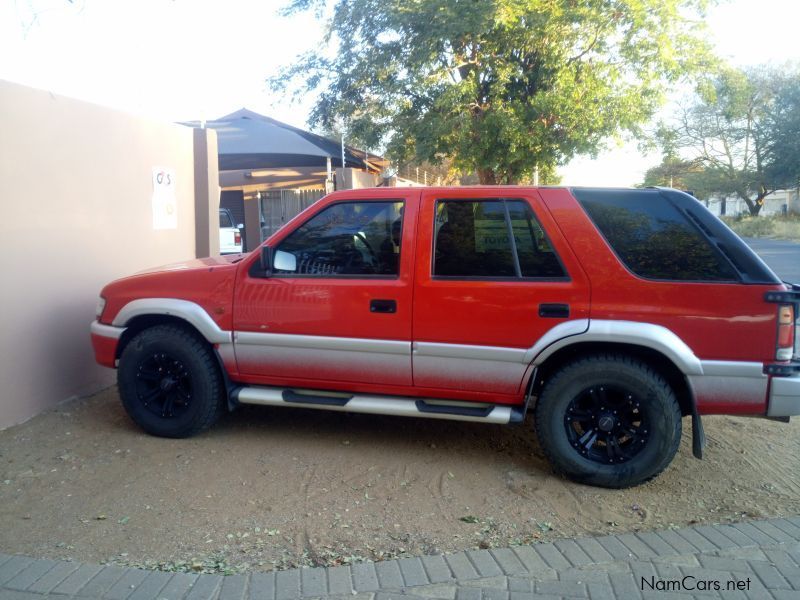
[341,133,345,171]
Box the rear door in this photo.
[233,191,419,387]
[412,189,590,398]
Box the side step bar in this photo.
[235,386,524,424]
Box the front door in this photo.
[233,191,419,387]
[412,189,591,399]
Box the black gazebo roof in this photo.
[183,109,384,172]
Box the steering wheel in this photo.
[354,232,378,264]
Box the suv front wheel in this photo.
[117,324,225,438]
[534,354,682,488]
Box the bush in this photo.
[721,214,800,241]
[722,216,775,238]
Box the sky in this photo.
[2,0,800,186]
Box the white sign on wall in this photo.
[152,167,177,229]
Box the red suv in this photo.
[90,187,800,488]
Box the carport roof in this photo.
[182,108,387,172]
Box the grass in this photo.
[721,214,800,242]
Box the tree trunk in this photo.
[477,168,498,184]
[748,192,767,216]
[738,189,762,217]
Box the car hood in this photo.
[99,254,244,329]
[133,254,245,275]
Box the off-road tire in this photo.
[118,324,225,438]
[534,353,682,488]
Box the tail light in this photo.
[777,304,795,361]
[234,231,242,245]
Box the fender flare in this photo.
[528,319,703,376]
[526,318,706,459]
[112,298,231,345]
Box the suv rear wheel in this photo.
[117,324,225,438]
[534,354,682,488]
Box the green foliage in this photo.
[272,0,714,184]
[640,159,736,202]
[765,76,800,189]
[653,65,800,215]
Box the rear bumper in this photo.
[90,320,125,368]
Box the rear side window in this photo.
[575,189,738,282]
[434,199,566,279]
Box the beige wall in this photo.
[0,80,205,429]
[335,167,380,190]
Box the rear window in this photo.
[574,189,738,282]
[219,210,233,228]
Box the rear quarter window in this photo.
[573,189,738,282]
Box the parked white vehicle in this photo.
[219,208,243,254]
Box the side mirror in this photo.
[273,249,297,272]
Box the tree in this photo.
[641,158,701,192]
[663,66,800,216]
[765,75,800,189]
[640,158,734,203]
[272,0,714,184]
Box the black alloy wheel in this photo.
[534,353,682,488]
[134,352,193,419]
[564,384,649,465]
[118,324,225,438]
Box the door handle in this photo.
[539,303,570,318]
[370,299,397,314]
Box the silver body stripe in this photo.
[235,331,410,355]
[689,360,768,408]
[216,342,236,366]
[411,354,525,394]
[413,342,525,363]
[700,360,765,378]
[235,343,413,385]
[768,375,800,417]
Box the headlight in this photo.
[96,296,107,319]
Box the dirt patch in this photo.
[1,387,798,573]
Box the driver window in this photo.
[275,201,404,276]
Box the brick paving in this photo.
[1,517,798,599]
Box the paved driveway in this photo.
[2,517,799,599]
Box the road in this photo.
[744,237,800,282]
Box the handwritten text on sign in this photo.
[152,167,177,230]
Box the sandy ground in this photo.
[1,386,799,574]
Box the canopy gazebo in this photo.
[183,109,388,249]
